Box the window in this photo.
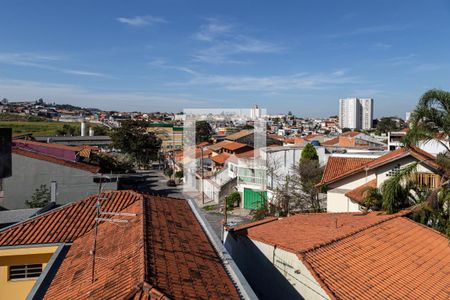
[9,264,43,280]
[387,164,401,177]
[415,173,441,189]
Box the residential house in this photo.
[317,147,440,212]
[2,140,117,209]
[235,145,327,210]
[0,190,256,300]
[225,211,450,299]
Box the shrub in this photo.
[225,192,241,209]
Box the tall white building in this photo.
[339,98,373,130]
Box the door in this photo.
[243,188,267,209]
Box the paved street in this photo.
[135,167,251,238]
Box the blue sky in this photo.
[0,0,449,117]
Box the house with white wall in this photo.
[3,142,117,209]
[317,146,440,213]
[235,145,327,210]
[225,211,449,299]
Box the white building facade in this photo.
[339,98,373,130]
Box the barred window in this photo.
[9,264,43,280]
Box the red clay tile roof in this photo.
[321,137,339,146]
[319,156,375,185]
[0,190,141,246]
[12,148,101,173]
[231,211,405,253]
[303,217,450,300]
[225,130,253,141]
[208,140,232,152]
[319,147,439,186]
[43,194,241,300]
[345,179,377,204]
[235,150,255,158]
[210,152,231,164]
[222,141,250,151]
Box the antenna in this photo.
[90,174,137,283]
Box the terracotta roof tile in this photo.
[235,150,255,158]
[321,137,339,146]
[304,217,450,300]
[225,130,253,141]
[232,211,403,253]
[12,148,101,173]
[345,179,377,204]
[0,190,141,245]
[43,195,241,300]
[222,141,250,151]
[319,156,375,185]
[208,140,232,152]
[210,152,231,164]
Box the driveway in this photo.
[135,168,251,238]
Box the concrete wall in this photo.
[203,177,237,203]
[225,232,330,300]
[327,188,362,212]
[3,154,117,209]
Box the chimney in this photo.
[89,127,94,137]
[80,121,86,137]
[50,181,57,203]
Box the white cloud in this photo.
[330,24,411,38]
[193,18,284,64]
[194,18,234,41]
[0,79,208,111]
[374,42,392,49]
[173,69,360,92]
[116,15,167,27]
[148,58,198,75]
[0,52,109,78]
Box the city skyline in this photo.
[0,1,449,116]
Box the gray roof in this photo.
[0,208,40,225]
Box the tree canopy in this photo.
[111,120,161,168]
[376,117,406,134]
[196,121,213,144]
[301,143,318,161]
[26,184,50,208]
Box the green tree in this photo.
[376,117,405,134]
[301,143,318,161]
[111,120,162,168]
[196,121,213,144]
[26,184,50,208]
[225,191,241,210]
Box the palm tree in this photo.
[363,89,449,236]
[363,162,426,214]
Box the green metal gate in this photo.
[243,188,267,209]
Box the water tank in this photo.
[89,127,94,137]
[80,121,86,137]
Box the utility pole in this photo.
[200,146,205,204]
[91,174,103,283]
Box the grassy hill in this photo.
[0,121,71,136]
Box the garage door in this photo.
[243,188,267,210]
